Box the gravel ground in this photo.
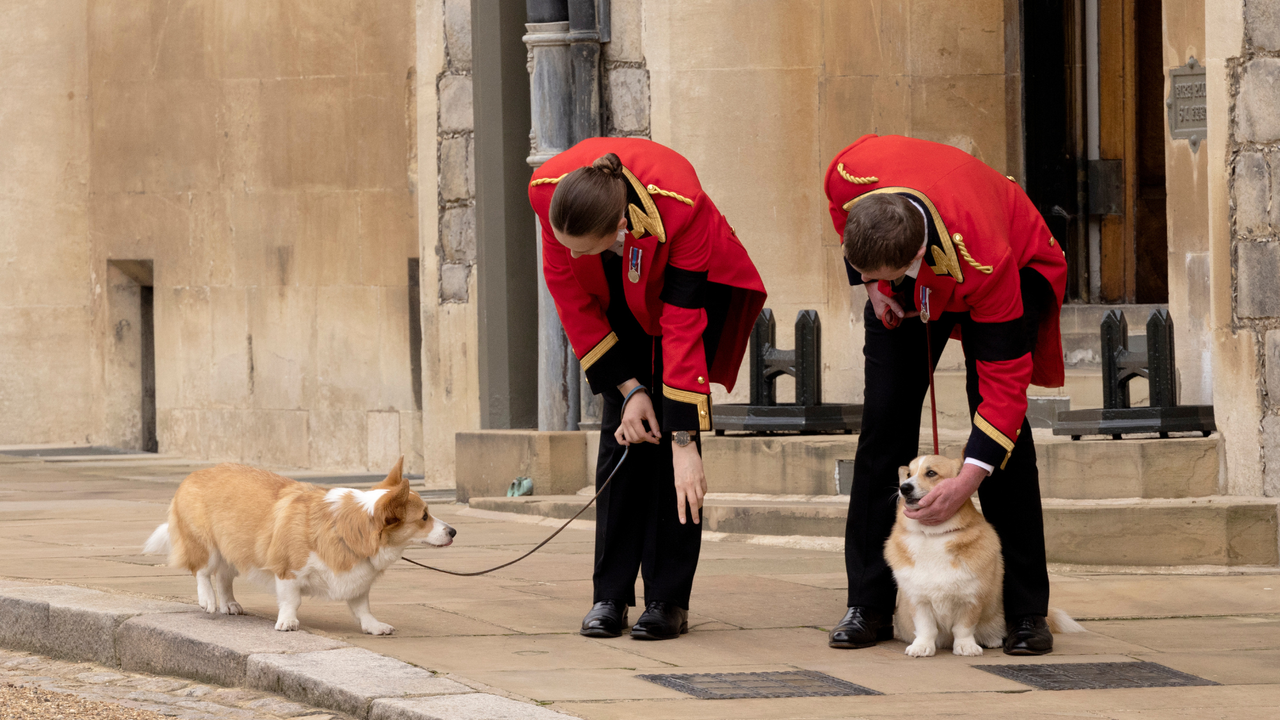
[0,649,349,720]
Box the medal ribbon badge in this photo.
[919,286,931,323]
[628,246,642,283]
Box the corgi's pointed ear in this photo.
[373,456,406,490]
[374,479,411,526]
[897,466,910,482]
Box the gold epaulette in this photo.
[646,184,695,206]
[950,234,993,274]
[837,163,878,185]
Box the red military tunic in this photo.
[530,137,767,432]
[824,134,1068,469]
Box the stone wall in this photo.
[1227,0,1280,496]
[1206,0,1279,496]
[0,2,93,446]
[1163,0,1213,406]
[2,1,425,473]
[643,0,1024,406]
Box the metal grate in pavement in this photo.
[637,670,881,699]
[977,661,1218,691]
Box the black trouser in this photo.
[844,268,1052,620]
[590,255,705,610]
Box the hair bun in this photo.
[591,152,623,178]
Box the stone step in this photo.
[467,494,1280,567]
[456,430,1220,501]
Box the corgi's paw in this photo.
[200,599,217,613]
[905,640,936,658]
[223,602,244,616]
[952,639,984,656]
[362,620,395,636]
[275,617,299,632]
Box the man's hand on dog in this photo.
[905,463,988,525]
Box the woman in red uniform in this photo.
[529,137,765,640]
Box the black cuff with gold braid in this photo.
[965,413,1017,470]
[581,332,631,395]
[662,384,712,432]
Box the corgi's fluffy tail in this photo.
[1048,607,1086,634]
[143,523,171,556]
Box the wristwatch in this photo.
[672,430,697,447]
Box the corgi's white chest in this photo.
[893,531,982,603]
[292,547,405,601]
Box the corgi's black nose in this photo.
[900,482,916,496]
[447,526,457,538]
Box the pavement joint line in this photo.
[0,582,581,720]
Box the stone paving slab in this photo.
[371,694,576,720]
[246,647,472,718]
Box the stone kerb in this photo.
[246,647,472,718]
[0,584,193,666]
[0,583,576,720]
[115,611,348,687]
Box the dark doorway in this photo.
[1022,0,1088,302]
[107,260,156,453]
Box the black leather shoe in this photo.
[630,602,688,640]
[1003,615,1053,655]
[828,607,894,649]
[580,600,628,638]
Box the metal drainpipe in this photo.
[526,0,578,431]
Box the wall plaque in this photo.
[1167,57,1207,152]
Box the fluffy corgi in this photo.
[884,455,1083,657]
[143,457,454,635]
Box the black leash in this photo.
[401,385,645,577]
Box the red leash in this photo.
[921,286,939,455]
[925,321,939,455]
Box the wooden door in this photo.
[1097,0,1167,303]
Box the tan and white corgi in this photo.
[143,457,454,635]
[885,455,1083,657]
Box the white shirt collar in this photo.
[904,200,929,279]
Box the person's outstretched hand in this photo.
[904,463,987,525]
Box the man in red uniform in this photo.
[530,138,766,640]
[822,134,1068,655]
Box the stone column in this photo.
[525,8,580,431]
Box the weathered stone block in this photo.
[454,431,590,501]
[438,136,473,202]
[1237,59,1280,144]
[1040,437,1219,499]
[0,585,195,666]
[441,205,475,263]
[1043,498,1279,566]
[440,262,470,303]
[608,67,650,134]
[367,411,401,472]
[443,0,472,70]
[1233,151,1270,237]
[438,74,473,133]
[1246,0,1280,52]
[1271,153,1280,232]
[371,694,576,720]
[247,647,470,718]
[1236,241,1280,318]
[117,612,347,686]
[1263,415,1280,498]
